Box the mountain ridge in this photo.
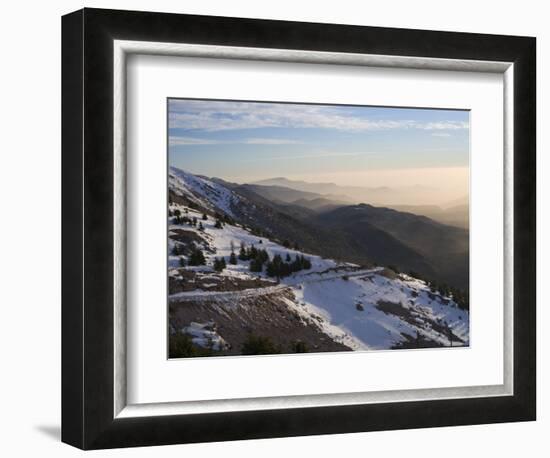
[168,167,469,356]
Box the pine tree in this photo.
[213,257,226,272]
[266,254,284,279]
[214,219,223,229]
[179,257,186,267]
[266,261,276,277]
[280,262,291,278]
[198,222,204,231]
[188,248,206,266]
[258,249,269,264]
[290,256,301,273]
[229,252,237,265]
[238,242,248,261]
[249,258,263,273]
[285,253,291,262]
[202,213,208,220]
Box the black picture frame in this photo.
[62,7,536,450]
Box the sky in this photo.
[168,98,469,203]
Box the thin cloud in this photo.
[244,138,302,145]
[168,100,469,133]
[169,136,303,146]
[244,151,381,162]
[169,136,223,146]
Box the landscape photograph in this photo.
[167,98,470,358]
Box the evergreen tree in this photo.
[214,219,223,229]
[213,257,226,272]
[202,213,208,220]
[285,253,291,262]
[266,261,276,277]
[249,257,263,273]
[280,262,291,278]
[179,257,186,267]
[198,222,204,231]
[188,248,206,266]
[290,256,301,273]
[238,242,248,261]
[258,249,269,264]
[229,252,237,265]
[173,209,181,217]
[266,254,284,279]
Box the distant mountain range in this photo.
[251,176,468,229]
[235,183,351,206]
[252,176,441,207]
[170,167,469,290]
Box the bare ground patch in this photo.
[375,300,464,348]
[169,289,351,357]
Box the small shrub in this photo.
[241,334,280,355]
[291,341,309,353]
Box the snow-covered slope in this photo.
[168,167,470,355]
[169,166,240,217]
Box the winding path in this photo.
[169,267,383,304]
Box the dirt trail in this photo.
[168,268,383,303]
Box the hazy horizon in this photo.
[169,99,469,205]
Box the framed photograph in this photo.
[62,8,536,449]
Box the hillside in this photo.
[316,204,469,289]
[391,203,469,229]
[168,167,469,357]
